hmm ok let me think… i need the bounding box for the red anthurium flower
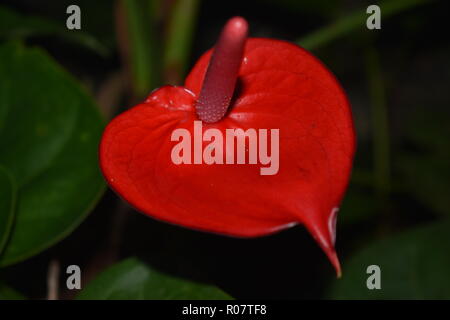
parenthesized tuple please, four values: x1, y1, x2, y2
(100, 17, 355, 276)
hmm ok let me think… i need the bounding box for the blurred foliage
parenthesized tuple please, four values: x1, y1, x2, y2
(297, 0, 434, 50)
(0, 5, 108, 56)
(397, 107, 450, 217)
(163, 0, 200, 84)
(77, 258, 232, 300)
(329, 220, 450, 299)
(119, 0, 161, 99)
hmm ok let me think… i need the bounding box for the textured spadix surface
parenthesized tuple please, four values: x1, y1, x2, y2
(99, 38, 355, 273)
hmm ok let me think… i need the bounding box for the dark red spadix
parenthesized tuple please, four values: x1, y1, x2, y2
(196, 17, 248, 123)
(99, 16, 355, 276)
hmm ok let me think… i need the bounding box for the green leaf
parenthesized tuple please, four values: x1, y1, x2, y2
(0, 283, 25, 300)
(329, 220, 450, 299)
(0, 165, 16, 255)
(0, 42, 105, 266)
(77, 258, 232, 300)
(0, 5, 108, 56)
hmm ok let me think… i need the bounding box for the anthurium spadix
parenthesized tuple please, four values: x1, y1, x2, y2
(99, 17, 356, 276)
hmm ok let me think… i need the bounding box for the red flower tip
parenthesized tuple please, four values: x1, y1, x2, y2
(303, 207, 342, 276)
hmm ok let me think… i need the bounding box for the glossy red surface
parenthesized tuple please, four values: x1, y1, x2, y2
(99, 38, 355, 275)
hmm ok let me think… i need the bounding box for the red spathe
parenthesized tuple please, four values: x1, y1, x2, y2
(99, 38, 356, 275)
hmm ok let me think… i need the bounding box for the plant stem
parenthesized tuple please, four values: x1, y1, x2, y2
(46, 259, 60, 300)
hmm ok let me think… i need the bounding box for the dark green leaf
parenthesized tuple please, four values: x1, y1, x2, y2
(0, 42, 105, 266)
(329, 220, 450, 299)
(0, 165, 16, 255)
(77, 258, 232, 300)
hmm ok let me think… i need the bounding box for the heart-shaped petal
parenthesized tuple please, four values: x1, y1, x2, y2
(100, 38, 355, 275)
